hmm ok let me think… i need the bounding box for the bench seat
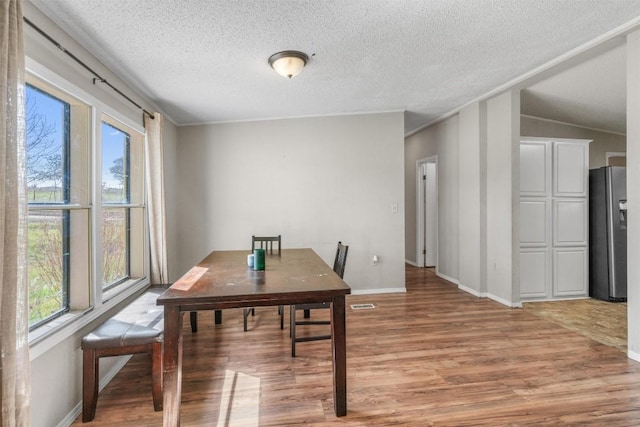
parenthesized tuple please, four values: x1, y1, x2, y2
(81, 287, 165, 422)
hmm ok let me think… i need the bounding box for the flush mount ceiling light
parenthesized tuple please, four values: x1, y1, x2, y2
(268, 50, 309, 79)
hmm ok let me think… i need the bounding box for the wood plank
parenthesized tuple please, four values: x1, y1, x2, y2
(72, 265, 640, 426)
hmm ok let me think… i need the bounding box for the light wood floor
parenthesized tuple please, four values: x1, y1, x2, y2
(523, 298, 627, 352)
(74, 266, 640, 426)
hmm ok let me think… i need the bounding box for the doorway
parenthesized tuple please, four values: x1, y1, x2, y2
(417, 156, 438, 269)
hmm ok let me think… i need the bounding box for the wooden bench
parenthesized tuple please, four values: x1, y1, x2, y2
(81, 287, 165, 422)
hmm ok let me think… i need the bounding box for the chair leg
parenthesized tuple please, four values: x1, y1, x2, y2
(290, 305, 297, 357)
(151, 342, 163, 411)
(214, 310, 222, 324)
(280, 305, 284, 330)
(82, 348, 99, 422)
(243, 308, 250, 331)
(190, 311, 198, 332)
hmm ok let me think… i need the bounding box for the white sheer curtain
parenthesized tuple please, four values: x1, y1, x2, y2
(144, 113, 169, 285)
(0, 0, 32, 425)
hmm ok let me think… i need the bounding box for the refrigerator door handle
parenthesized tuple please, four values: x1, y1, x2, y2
(619, 200, 627, 229)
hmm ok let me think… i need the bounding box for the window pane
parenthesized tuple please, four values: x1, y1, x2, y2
(103, 208, 129, 288)
(28, 210, 67, 327)
(102, 122, 129, 203)
(26, 84, 69, 204)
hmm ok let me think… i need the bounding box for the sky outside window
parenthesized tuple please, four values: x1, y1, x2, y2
(26, 84, 66, 203)
(101, 121, 129, 203)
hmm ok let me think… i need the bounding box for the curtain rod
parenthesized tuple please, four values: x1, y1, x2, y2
(23, 16, 155, 121)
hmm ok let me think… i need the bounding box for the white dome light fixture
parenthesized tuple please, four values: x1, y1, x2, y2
(268, 50, 309, 79)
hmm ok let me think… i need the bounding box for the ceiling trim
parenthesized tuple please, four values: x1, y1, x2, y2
(521, 114, 626, 137)
(179, 108, 406, 128)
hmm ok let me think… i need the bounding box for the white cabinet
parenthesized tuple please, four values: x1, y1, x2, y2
(554, 142, 589, 197)
(520, 199, 549, 246)
(553, 248, 588, 297)
(520, 248, 551, 298)
(519, 138, 590, 301)
(520, 141, 551, 197)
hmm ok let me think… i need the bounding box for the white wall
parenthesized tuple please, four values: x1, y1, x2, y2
(404, 116, 460, 281)
(486, 91, 521, 306)
(521, 115, 626, 168)
(626, 31, 640, 361)
(458, 103, 486, 296)
(175, 113, 406, 293)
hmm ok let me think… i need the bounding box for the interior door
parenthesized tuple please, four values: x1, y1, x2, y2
(424, 162, 437, 267)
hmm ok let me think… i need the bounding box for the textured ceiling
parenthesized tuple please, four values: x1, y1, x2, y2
(522, 43, 627, 134)
(28, 0, 640, 135)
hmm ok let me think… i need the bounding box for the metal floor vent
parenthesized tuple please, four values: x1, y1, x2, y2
(350, 303, 375, 310)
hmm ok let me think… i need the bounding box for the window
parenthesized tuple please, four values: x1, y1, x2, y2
(26, 78, 90, 330)
(26, 72, 147, 338)
(100, 117, 146, 295)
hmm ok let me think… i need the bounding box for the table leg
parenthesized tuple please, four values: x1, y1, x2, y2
(331, 295, 347, 416)
(163, 305, 184, 426)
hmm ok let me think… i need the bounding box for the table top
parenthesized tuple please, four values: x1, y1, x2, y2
(157, 248, 351, 309)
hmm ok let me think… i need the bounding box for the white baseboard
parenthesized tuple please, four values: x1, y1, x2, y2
(458, 283, 487, 298)
(56, 401, 81, 427)
(521, 296, 589, 303)
(351, 287, 406, 295)
(436, 271, 459, 285)
(628, 349, 640, 363)
(57, 355, 132, 427)
(488, 293, 522, 308)
(405, 259, 419, 267)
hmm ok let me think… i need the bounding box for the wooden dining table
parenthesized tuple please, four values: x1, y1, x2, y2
(156, 248, 351, 426)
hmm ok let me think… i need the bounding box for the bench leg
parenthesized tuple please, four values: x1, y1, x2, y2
(151, 342, 163, 411)
(82, 348, 99, 422)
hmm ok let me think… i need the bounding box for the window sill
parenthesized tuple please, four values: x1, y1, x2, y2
(28, 277, 149, 361)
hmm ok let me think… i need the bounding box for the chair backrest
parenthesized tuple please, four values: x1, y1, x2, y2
(252, 235, 281, 255)
(333, 241, 349, 279)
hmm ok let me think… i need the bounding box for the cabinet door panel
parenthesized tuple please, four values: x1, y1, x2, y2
(520, 249, 550, 299)
(520, 199, 548, 247)
(553, 199, 587, 246)
(553, 248, 588, 296)
(520, 141, 550, 197)
(554, 142, 588, 197)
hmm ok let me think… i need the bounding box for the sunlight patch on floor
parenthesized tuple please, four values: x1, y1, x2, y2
(217, 370, 260, 427)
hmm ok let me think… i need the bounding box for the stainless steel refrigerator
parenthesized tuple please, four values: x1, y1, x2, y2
(589, 166, 627, 301)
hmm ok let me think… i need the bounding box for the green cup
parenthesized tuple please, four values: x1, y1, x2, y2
(253, 248, 265, 271)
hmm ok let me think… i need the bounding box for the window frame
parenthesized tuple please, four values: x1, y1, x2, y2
(25, 82, 73, 330)
(26, 57, 150, 360)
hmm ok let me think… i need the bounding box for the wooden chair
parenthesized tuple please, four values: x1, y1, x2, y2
(244, 235, 283, 331)
(290, 241, 348, 356)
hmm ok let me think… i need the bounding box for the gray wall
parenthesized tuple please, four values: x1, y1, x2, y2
(24, 2, 178, 425)
(486, 91, 521, 306)
(175, 113, 406, 293)
(404, 115, 460, 281)
(459, 103, 486, 296)
(404, 91, 522, 307)
(162, 119, 180, 283)
(626, 30, 640, 362)
(521, 115, 626, 168)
